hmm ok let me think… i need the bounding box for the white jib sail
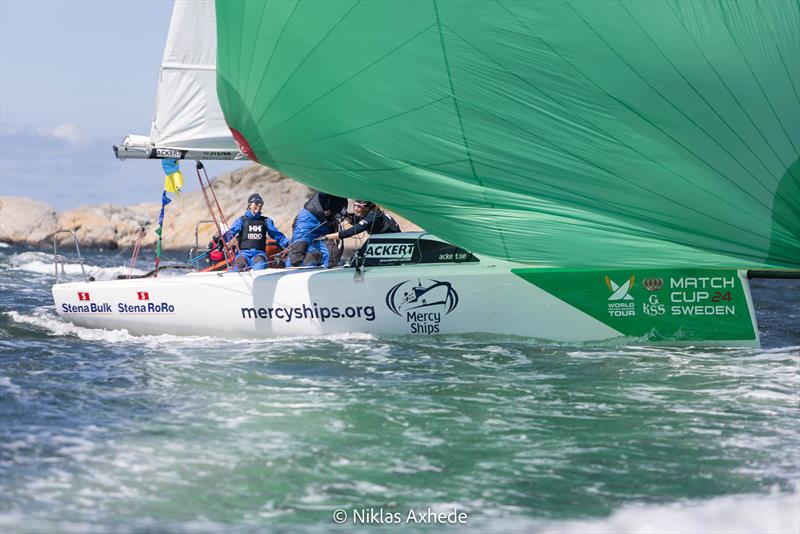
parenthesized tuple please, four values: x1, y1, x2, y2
(115, 0, 242, 160)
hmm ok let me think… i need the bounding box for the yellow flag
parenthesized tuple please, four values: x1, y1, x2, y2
(164, 170, 183, 193)
(161, 159, 183, 193)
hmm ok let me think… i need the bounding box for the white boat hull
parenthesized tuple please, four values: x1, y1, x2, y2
(53, 263, 616, 340)
(52, 260, 759, 346)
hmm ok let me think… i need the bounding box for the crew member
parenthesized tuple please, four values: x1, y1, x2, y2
(286, 192, 348, 268)
(200, 233, 227, 272)
(226, 193, 289, 271)
(323, 200, 400, 241)
(304, 235, 330, 268)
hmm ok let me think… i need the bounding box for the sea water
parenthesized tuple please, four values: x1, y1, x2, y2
(1, 246, 798, 533)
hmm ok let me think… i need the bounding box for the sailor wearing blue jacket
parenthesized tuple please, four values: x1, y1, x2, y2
(286, 192, 348, 268)
(226, 193, 289, 271)
(297, 236, 329, 268)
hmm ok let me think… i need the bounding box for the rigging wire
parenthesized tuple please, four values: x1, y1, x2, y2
(85, 244, 130, 280)
(126, 227, 146, 279)
(195, 161, 237, 270)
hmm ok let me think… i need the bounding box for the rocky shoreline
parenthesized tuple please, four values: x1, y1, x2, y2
(0, 164, 420, 252)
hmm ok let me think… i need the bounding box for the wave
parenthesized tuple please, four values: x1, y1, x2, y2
(2, 491, 794, 534)
(4, 309, 379, 351)
(5, 251, 145, 279)
(5, 309, 230, 348)
(531, 491, 799, 534)
(6, 310, 143, 343)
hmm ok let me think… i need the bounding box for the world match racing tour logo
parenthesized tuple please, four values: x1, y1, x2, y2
(604, 274, 665, 317)
(605, 274, 636, 317)
(386, 279, 459, 334)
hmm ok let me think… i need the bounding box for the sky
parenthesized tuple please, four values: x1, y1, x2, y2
(0, 0, 246, 211)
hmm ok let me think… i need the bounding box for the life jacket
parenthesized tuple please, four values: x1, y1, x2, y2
(374, 211, 401, 234)
(355, 210, 400, 234)
(238, 214, 268, 250)
(208, 234, 225, 262)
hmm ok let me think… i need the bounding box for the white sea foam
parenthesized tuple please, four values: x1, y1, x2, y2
(0, 513, 112, 534)
(0, 242, 11, 248)
(6, 310, 215, 348)
(0, 376, 22, 395)
(6, 251, 145, 279)
(743, 389, 797, 402)
(402, 428, 446, 448)
(532, 491, 799, 534)
(6, 310, 139, 343)
(6, 307, 383, 356)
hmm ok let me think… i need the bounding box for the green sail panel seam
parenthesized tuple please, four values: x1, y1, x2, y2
(260, 21, 439, 142)
(267, 95, 452, 153)
(253, 0, 363, 130)
(715, 3, 800, 158)
(565, 2, 779, 215)
(619, 2, 791, 199)
(433, 0, 511, 260)
(490, 2, 780, 229)
(246, 0, 301, 128)
(664, 1, 800, 184)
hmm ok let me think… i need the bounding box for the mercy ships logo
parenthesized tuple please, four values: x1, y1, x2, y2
(386, 279, 459, 334)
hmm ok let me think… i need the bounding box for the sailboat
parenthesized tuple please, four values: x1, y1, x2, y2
(52, 0, 799, 345)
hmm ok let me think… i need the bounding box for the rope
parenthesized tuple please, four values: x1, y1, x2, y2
(347, 207, 380, 269)
(86, 244, 131, 280)
(190, 250, 210, 264)
(295, 220, 330, 244)
(127, 227, 146, 279)
(199, 259, 228, 273)
(195, 162, 237, 271)
(199, 163, 231, 232)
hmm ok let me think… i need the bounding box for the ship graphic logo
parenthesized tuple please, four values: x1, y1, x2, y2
(386, 279, 459, 316)
(605, 275, 635, 301)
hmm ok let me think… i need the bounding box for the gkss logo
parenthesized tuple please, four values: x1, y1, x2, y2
(642, 294, 666, 316)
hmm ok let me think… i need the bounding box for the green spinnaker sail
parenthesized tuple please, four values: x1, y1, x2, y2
(216, 1, 799, 269)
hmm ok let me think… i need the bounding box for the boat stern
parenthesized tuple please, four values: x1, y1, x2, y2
(511, 267, 760, 347)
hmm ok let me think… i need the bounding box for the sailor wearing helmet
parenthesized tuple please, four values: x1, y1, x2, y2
(225, 193, 289, 271)
(323, 199, 400, 241)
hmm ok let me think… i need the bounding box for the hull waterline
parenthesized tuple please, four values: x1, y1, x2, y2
(52, 260, 759, 346)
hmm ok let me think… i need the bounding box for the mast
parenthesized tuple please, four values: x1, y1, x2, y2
(113, 0, 242, 161)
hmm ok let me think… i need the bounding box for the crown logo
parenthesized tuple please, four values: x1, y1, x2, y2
(643, 277, 663, 291)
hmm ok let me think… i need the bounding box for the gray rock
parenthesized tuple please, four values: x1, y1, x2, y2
(1, 164, 421, 252)
(0, 197, 57, 245)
